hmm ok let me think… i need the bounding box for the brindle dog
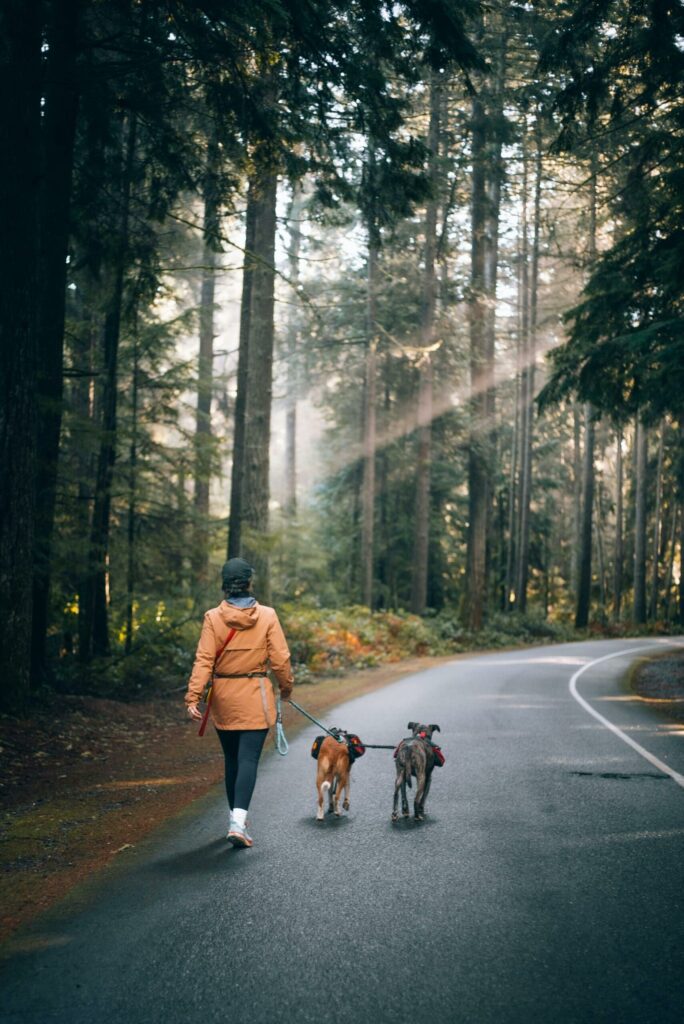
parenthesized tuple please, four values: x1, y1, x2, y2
(392, 722, 440, 822)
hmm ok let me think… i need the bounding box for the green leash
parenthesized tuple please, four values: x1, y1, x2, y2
(275, 697, 289, 756)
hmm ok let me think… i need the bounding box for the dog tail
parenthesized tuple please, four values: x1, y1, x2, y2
(321, 780, 331, 794)
(404, 763, 412, 790)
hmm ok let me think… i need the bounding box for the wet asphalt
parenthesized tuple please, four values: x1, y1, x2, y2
(1, 637, 684, 1024)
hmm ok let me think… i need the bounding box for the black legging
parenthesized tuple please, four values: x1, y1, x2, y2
(216, 728, 268, 811)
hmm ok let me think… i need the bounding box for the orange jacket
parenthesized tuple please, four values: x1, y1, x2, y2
(185, 601, 294, 730)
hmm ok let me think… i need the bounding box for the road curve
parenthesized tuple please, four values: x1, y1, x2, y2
(2, 638, 684, 1024)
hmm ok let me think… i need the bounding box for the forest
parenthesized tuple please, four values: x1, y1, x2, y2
(1, 0, 683, 712)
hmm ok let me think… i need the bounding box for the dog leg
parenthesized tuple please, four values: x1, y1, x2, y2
(317, 779, 330, 821)
(420, 773, 432, 817)
(342, 773, 350, 812)
(401, 774, 410, 818)
(392, 771, 402, 821)
(414, 770, 426, 820)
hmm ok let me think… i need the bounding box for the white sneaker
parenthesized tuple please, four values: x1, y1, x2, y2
(227, 820, 253, 848)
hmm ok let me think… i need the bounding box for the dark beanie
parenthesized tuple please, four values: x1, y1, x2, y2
(221, 557, 254, 592)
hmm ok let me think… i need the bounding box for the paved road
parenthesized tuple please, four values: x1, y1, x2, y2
(2, 638, 684, 1024)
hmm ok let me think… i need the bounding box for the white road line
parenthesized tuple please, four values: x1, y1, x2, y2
(569, 642, 684, 790)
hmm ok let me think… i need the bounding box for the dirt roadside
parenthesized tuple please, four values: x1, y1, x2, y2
(630, 647, 684, 723)
(0, 655, 456, 944)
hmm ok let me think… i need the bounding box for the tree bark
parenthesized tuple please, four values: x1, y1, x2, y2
(483, 29, 506, 609)
(575, 403, 595, 627)
(633, 418, 648, 623)
(192, 134, 221, 586)
(227, 177, 257, 559)
(574, 152, 598, 628)
(31, 0, 83, 685)
(594, 484, 607, 621)
(124, 325, 139, 655)
(515, 115, 542, 613)
(240, 164, 278, 601)
(504, 359, 519, 611)
(679, 507, 684, 625)
(411, 71, 440, 615)
(0, 1, 41, 710)
(361, 137, 379, 610)
(82, 114, 137, 659)
(663, 503, 678, 621)
(466, 93, 489, 629)
(572, 402, 582, 594)
(77, 314, 98, 659)
(613, 424, 624, 620)
(361, 228, 379, 608)
(284, 181, 304, 522)
(648, 419, 665, 619)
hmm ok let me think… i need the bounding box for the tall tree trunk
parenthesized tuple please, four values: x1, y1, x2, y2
(361, 137, 379, 609)
(594, 484, 607, 621)
(663, 504, 678, 621)
(466, 93, 489, 629)
(574, 152, 598, 628)
(571, 402, 582, 594)
(284, 181, 304, 522)
(82, 114, 137, 659)
(675, 505, 679, 618)
(31, 0, 83, 685)
(192, 135, 221, 586)
(0, 1, 41, 710)
(376, 368, 392, 609)
(411, 71, 440, 615)
(77, 314, 98, 658)
(124, 324, 139, 655)
(361, 227, 379, 608)
(515, 115, 542, 613)
(483, 29, 506, 609)
(504, 361, 519, 611)
(241, 164, 278, 600)
(633, 418, 648, 623)
(648, 419, 665, 619)
(227, 177, 257, 559)
(575, 404, 595, 627)
(613, 424, 623, 620)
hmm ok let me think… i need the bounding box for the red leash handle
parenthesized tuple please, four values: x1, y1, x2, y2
(198, 627, 237, 737)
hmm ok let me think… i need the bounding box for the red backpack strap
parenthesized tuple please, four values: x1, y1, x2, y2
(198, 626, 237, 737)
(215, 625, 238, 665)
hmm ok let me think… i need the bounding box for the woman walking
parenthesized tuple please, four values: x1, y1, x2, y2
(185, 558, 294, 848)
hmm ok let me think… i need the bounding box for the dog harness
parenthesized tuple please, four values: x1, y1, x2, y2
(393, 737, 446, 767)
(311, 731, 366, 764)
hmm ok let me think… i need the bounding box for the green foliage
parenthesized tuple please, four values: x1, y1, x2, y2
(431, 609, 576, 651)
(280, 604, 436, 675)
(538, 0, 684, 422)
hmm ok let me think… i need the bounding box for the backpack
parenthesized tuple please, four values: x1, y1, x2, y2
(310, 732, 366, 764)
(432, 743, 445, 767)
(393, 738, 445, 767)
(310, 735, 326, 760)
(346, 734, 366, 763)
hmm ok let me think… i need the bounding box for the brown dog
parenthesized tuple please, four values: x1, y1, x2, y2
(316, 735, 351, 820)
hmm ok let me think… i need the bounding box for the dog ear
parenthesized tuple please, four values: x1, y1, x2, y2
(407, 721, 418, 731)
(430, 724, 440, 733)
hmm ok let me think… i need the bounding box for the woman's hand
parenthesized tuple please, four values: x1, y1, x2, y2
(187, 704, 203, 721)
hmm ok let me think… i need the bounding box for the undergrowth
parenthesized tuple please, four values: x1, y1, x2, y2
(51, 602, 682, 701)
